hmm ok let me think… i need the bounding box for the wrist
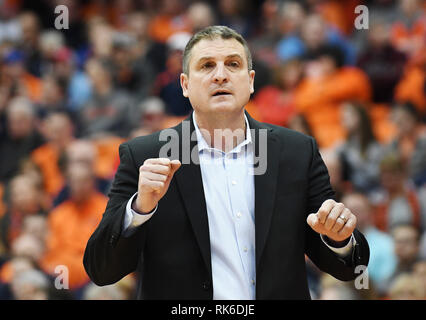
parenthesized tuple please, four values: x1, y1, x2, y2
(323, 235, 351, 248)
(132, 197, 155, 215)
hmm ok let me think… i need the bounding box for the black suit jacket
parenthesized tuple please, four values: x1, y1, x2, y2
(83, 112, 369, 299)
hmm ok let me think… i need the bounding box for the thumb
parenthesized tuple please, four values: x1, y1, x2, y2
(307, 213, 321, 233)
(169, 160, 182, 176)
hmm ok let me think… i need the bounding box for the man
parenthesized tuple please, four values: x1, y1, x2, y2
(84, 26, 369, 299)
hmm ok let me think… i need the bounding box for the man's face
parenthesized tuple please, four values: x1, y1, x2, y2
(180, 38, 255, 117)
(392, 226, 419, 263)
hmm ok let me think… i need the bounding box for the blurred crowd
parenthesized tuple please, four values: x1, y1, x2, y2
(0, 0, 425, 300)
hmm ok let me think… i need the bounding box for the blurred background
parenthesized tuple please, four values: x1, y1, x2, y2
(0, 0, 425, 300)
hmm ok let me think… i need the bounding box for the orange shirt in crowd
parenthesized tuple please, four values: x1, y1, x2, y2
(252, 86, 296, 127)
(31, 144, 65, 198)
(395, 65, 426, 115)
(148, 14, 191, 43)
(93, 136, 126, 180)
(391, 18, 426, 58)
(315, 0, 362, 36)
(21, 72, 42, 103)
(368, 103, 397, 144)
(294, 67, 371, 148)
(40, 192, 107, 289)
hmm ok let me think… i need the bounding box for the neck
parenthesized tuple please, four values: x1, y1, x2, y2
(194, 110, 246, 153)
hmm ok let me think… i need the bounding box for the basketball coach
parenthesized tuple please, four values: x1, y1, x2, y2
(84, 26, 369, 299)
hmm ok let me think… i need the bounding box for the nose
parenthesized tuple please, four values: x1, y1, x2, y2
(213, 63, 228, 84)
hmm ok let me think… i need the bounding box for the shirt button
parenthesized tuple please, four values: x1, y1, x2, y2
(251, 279, 255, 285)
(236, 212, 242, 218)
(243, 247, 248, 252)
(232, 180, 237, 185)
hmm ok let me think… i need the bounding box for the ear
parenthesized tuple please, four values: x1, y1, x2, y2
(180, 73, 189, 98)
(249, 70, 255, 94)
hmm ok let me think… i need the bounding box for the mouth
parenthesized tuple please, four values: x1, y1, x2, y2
(212, 90, 232, 97)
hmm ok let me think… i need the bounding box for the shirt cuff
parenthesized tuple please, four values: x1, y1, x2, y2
(320, 234, 356, 257)
(123, 193, 157, 235)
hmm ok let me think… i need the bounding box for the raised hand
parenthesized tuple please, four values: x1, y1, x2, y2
(306, 199, 356, 243)
(134, 158, 181, 214)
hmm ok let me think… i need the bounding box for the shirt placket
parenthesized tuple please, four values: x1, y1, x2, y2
(224, 150, 256, 297)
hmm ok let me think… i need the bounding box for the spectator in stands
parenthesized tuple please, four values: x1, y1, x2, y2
(375, 152, 422, 232)
(275, 1, 306, 63)
(390, 0, 426, 59)
(0, 256, 38, 299)
(110, 31, 154, 101)
(125, 11, 167, 77)
(320, 149, 345, 202)
(31, 112, 75, 198)
(1, 49, 42, 102)
(36, 73, 68, 117)
(387, 224, 422, 288)
(10, 269, 50, 300)
(277, 13, 356, 65)
(53, 139, 111, 206)
(187, 2, 216, 34)
(0, 174, 47, 251)
(357, 20, 407, 104)
(388, 272, 425, 300)
(21, 214, 47, 246)
(0, 97, 44, 183)
(217, 0, 252, 38)
(294, 44, 371, 148)
(342, 192, 396, 294)
(338, 101, 384, 194)
(387, 102, 426, 186)
(287, 113, 313, 138)
(147, 0, 191, 44)
(130, 97, 167, 138)
(252, 59, 302, 127)
(80, 57, 136, 138)
(51, 47, 92, 112)
(153, 32, 192, 116)
(86, 17, 113, 60)
(17, 12, 43, 78)
(394, 51, 426, 117)
(40, 162, 107, 291)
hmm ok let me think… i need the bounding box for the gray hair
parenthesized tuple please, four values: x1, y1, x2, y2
(182, 25, 252, 75)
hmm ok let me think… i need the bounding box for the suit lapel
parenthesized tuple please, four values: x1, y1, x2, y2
(246, 113, 281, 269)
(173, 113, 212, 275)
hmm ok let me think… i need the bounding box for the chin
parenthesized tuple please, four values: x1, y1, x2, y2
(208, 102, 241, 114)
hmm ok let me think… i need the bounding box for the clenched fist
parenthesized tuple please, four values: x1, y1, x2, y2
(306, 199, 356, 243)
(134, 158, 181, 214)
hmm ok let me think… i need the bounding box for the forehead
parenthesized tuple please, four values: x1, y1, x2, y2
(190, 37, 246, 62)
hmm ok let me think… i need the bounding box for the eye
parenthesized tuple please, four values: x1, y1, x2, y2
(227, 61, 240, 68)
(201, 62, 215, 69)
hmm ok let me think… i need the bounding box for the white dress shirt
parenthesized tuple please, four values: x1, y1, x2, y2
(123, 112, 355, 299)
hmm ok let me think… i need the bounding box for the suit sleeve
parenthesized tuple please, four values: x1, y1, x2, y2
(304, 137, 370, 281)
(83, 142, 148, 286)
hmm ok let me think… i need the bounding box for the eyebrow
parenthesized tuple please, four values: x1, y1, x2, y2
(196, 54, 244, 64)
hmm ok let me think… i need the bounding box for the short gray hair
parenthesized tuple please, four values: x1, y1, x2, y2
(182, 25, 252, 75)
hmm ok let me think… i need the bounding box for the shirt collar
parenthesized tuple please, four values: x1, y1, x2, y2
(192, 111, 252, 154)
